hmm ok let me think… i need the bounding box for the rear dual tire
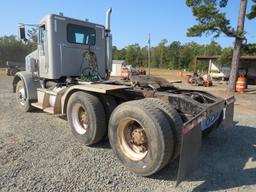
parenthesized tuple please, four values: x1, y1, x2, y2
(67, 91, 107, 145)
(108, 99, 180, 176)
(141, 98, 183, 160)
(67, 94, 183, 176)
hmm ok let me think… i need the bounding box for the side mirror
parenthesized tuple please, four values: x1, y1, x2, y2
(19, 24, 26, 41)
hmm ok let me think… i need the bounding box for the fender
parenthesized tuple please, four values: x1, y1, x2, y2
(61, 84, 129, 114)
(12, 71, 41, 100)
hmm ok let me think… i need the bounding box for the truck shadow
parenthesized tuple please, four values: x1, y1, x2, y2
(151, 124, 256, 191)
(92, 138, 111, 149)
(191, 124, 256, 191)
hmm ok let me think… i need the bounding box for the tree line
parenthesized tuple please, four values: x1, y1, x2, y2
(0, 34, 225, 70)
(0, 35, 36, 67)
(0, 27, 37, 67)
(1, 34, 255, 71)
(113, 40, 256, 71)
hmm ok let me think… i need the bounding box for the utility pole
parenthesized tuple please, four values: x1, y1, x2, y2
(228, 0, 248, 93)
(147, 33, 151, 76)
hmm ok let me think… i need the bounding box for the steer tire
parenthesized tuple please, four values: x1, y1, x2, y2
(67, 91, 106, 145)
(108, 100, 174, 176)
(142, 98, 183, 161)
(15, 80, 33, 112)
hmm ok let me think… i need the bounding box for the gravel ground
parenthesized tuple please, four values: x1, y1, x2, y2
(1, 77, 256, 192)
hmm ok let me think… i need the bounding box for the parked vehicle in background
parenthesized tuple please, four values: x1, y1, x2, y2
(221, 67, 230, 80)
(121, 65, 146, 80)
(206, 59, 230, 80)
(209, 65, 230, 81)
(187, 73, 213, 87)
(6, 61, 25, 76)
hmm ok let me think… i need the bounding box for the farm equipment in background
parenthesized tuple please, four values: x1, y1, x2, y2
(121, 67, 129, 79)
(121, 66, 146, 80)
(138, 68, 146, 75)
(12, 9, 234, 186)
(187, 72, 213, 87)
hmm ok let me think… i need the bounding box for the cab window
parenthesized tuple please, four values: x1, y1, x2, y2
(39, 25, 46, 44)
(67, 24, 96, 45)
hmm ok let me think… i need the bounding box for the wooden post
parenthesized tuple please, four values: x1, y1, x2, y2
(208, 59, 212, 75)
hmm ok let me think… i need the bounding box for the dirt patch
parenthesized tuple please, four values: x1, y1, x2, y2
(0, 68, 13, 80)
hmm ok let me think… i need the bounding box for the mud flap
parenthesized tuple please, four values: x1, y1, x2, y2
(176, 118, 202, 186)
(223, 96, 235, 129)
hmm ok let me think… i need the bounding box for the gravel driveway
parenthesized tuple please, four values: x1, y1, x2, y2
(0, 77, 256, 192)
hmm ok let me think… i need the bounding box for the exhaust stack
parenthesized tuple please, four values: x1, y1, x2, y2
(105, 8, 112, 32)
(105, 8, 112, 78)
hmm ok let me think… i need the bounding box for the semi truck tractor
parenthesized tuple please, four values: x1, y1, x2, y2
(12, 9, 235, 185)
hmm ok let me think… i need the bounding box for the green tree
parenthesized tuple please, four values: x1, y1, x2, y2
(182, 42, 205, 70)
(125, 44, 142, 67)
(0, 35, 34, 67)
(118, 48, 127, 60)
(186, 0, 234, 38)
(140, 46, 148, 67)
(111, 40, 225, 71)
(241, 43, 256, 55)
(218, 47, 233, 66)
(247, 0, 256, 19)
(168, 41, 181, 69)
(180, 44, 194, 70)
(112, 46, 126, 60)
(151, 39, 169, 68)
(204, 41, 222, 56)
(112, 46, 119, 59)
(158, 39, 168, 68)
(151, 47, 160, 68)
(186, 0, 248, 92)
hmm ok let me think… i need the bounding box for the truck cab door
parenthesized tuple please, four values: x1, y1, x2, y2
(38, 24, 49, 76)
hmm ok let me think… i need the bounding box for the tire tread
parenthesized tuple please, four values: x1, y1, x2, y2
(142, 98, 183, 160)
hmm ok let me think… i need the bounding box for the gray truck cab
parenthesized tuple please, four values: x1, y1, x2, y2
(34, 14, 108, 79)
(14, 9, 112, 100)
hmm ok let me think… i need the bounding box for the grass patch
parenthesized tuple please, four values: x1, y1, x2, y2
(145, 68, 191, 79)
(0, 68, 6, 76)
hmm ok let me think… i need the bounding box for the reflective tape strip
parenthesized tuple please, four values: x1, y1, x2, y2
(236, 81, 246, 84)
(236, 85, 245, 88)
(183, 116, 204, 135)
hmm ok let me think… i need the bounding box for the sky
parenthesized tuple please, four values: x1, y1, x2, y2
(0, 0, 255, 48)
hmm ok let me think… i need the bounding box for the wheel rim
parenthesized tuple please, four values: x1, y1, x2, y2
(117, 118, 148, 161)
(17, 86, 26, 106)
(72, 103, 89, 135)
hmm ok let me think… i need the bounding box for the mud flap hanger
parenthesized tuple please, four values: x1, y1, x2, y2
(176, 96, 235, 186)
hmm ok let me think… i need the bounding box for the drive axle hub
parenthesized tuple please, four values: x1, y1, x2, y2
(131, 129, 147, 145)
(118, 119, 149, 160)
(79, 110, 89, 128)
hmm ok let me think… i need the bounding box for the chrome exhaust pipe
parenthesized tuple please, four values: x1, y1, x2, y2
(105, 8, 112, 78)
(105, 8, 112, 32)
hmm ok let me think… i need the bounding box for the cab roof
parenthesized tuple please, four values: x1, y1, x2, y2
(39, 13, 105, 28)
